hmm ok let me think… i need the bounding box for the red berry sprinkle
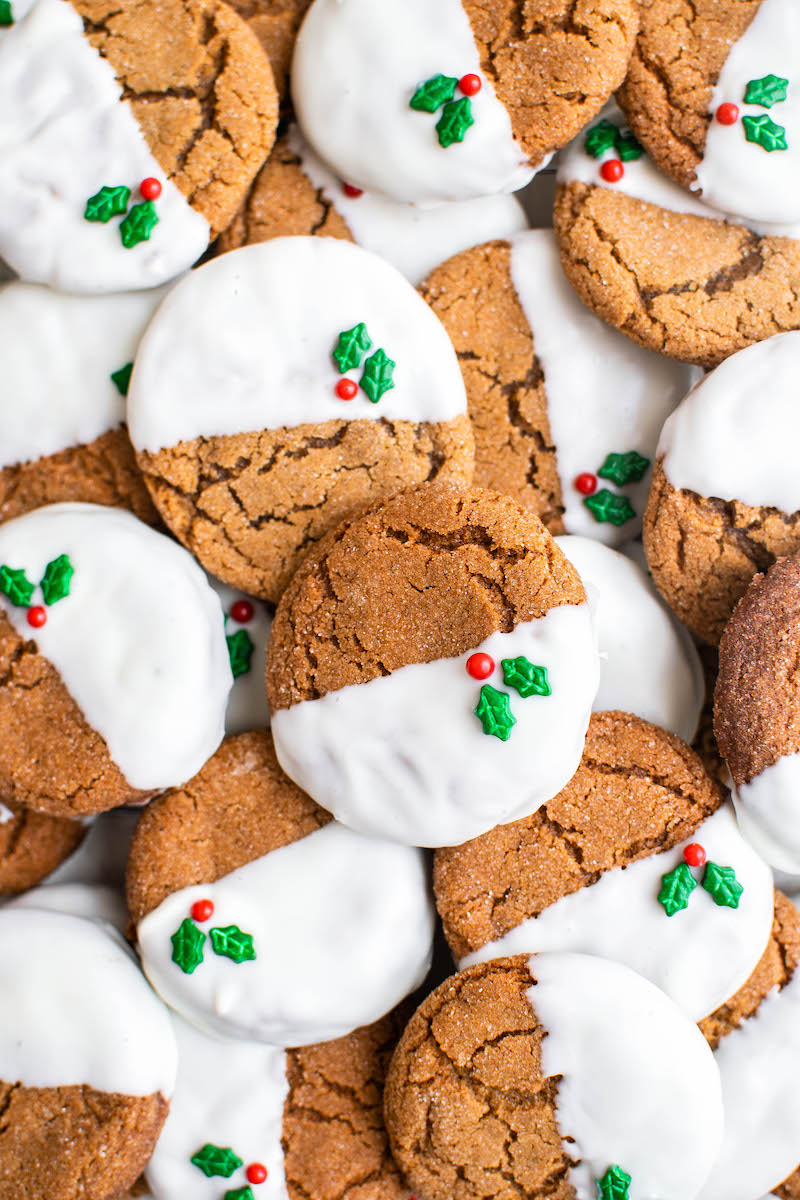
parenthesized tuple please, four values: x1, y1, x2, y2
(683, 844, 707, 868)
(574, 472, 598, 496)
(716, 102, 739, 126)
(336, 378, 358, 401)
(466, 652, 495, 680)
(191, 899, 215, 923)
(459, 73, 482, 97)
(342, 183, 363, 198)
(230, 599, 255, 624)
(246, 1164, 268, 1185)
(600, 158, 624, 183)
(26, 606, 46, 629)
(139, 177, 162, 201)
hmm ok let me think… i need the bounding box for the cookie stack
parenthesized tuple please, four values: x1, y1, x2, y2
(2, 1, 800, 1199)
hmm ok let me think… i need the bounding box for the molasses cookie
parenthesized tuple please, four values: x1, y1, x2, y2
(209, 578, 272, 734)
(0, 503, 231, 818)
(645, 332, 800, 644)
(420, 230, 691, 542)
(0, 800, 85, 897)
(218, 127, 528, 285)
(225, 0, 311, 105)
(128, 237, 473, 604)
(0, 0, 278, 292)
(384, 953, 723, 1200)
(129, 731, 434, 1045)
(291, 0, 639, 205)
(267, 483, 599, 848)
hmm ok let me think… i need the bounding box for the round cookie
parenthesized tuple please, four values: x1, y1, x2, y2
(556, 537, 704, 742)
(146, 1009, 409, 1200)
(0, 906, 177, 1200)
(267, 482, 600, 848)
(384, 952, 723, 1200)
(127, 237, 474, 604)
(291, 0, 639, 206)
(715, 551, 800, 873)
(434, 711, 772, 1022)
(129, 731, 435, 1044)
(0, 799, 85, 897)
(0, 0, 278, 293)
(225, 0, 312, 106)
(209, 577, 272, 734)
(554, 104, 800, 368)
(0, 503, 231, 817)
(0, 282, 168, 525)
(617, 0, 800, 226)
(218, 126, 528, 286)
(420, 229, 691, 543)
(645, 332, 800, 644)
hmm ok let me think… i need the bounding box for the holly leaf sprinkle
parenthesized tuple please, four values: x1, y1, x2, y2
(744, 73, 789, 109)
(111, 362, 133, 396)
(84, 184, 130, 223)
(171, 917, 206, 974)
(583, 489, 636, 526)
(361, 348, 396, 403)
(333, 323, 372, 374)
(410, 73, 458, 113)
(742, 113, 788, 152)
(120, 200, 159, 248)
(0, 0, 13, 23)
(0, 565, 34, 607)
(658, 862, 697, 917)
(191, 1144, 243, 1179)
(40, 554, 74, 606)
(596, 1165, 632, 1200)
(227, 629, 254, 679)
(597, 450, 651, 486)
(615, 129, 643, 161)
(225, 1188, 256, 1200)
(584, 119, 618, 158)
(474, 684, 516, 741)
(501, 656, 551, 698)
(210, 924, 257, 963)
(702, 862, 744, 909)
(436, 97, 474, 148)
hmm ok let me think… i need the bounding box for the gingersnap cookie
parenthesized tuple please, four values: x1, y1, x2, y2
(218, 126, 528, 286)
(268, 483, 599, 848)
(130, 731, 434, 1045)
(128, 237, 473, 604)
(209, 578, 272, 734)
(0, 799, 85, 897)
(645, 332, 800, 644)
(0, 0, 278, 293)
(291, 0, 638, 206)
(554, 105, 800, 368)
(0, 906, 177, 1200)
(617, 0, 800, 226)
(715, 551, 800, 874)
(225, 0, 311, 105)
(146, 1009, 408, 1200)
(0, 503, 231, 818)
(421, 229, 691, 543)
(434, 711, 772, 1021)
(555, 537, 704, 742)
(385, 952, 723, 1200)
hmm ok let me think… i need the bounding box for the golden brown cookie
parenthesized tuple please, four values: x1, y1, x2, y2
(224, 0, 312, 105)
(0, 799, 85, 897)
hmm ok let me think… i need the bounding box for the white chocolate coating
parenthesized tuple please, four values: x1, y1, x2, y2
(7, 882, 128, 934)
(208, 577, 272, 735)
(734, 750, 800, 873)
(47, 807, 140, 889)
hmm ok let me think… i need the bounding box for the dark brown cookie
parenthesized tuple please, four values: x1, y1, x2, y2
(0, 799, 85, 897)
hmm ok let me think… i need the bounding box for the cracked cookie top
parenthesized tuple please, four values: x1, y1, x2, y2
(291, 0, 637, 206)
(0, 799, 86, 897)
(384, 952, 724, 1200)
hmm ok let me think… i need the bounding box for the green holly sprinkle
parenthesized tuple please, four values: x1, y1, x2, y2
(84, 184, 131, 223)
(40, 554, 74, 605)
(615, 130, 644, 161)
(501, 656, 551, 698)
(410, 73, 458, 113)
(171, 917, 206, 974)
(0, 0, 13, 24)
(658, 862, 697, 917)
(190, 1144, 243, 1178)
(474, 684, 516, 741)
(360, 348, 396, 403)
(583, 489, 636, 526)
(702, 862, 744, 909)
(111, 362, 134, 396)
(437, 97, 474, 148)
(210, 924, 256, 964)
(225, 1188, 255, 1200)
(333, 323, 372, 374)
(744, 73, 789, 109)
(596, 1165, 632, 1200)
(226, 629, 254, 679)
(120, 200, 159, 248)
(584, 119, 618, 158)
(742, 113, 788, 152)
(0, 565, 34, 607)
(597, 450, 651, 487)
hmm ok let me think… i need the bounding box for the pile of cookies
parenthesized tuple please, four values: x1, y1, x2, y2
(2, 1, 800, 1198)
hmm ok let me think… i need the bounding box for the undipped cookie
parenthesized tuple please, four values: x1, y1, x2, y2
(225, 0, 312, 105)
(0, 799, 85, 897)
